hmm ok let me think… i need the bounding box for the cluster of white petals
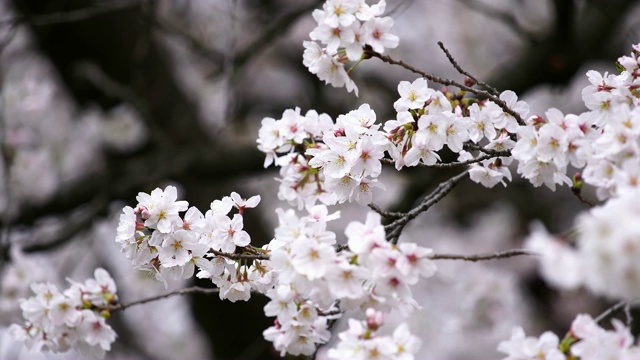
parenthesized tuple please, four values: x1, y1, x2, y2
(526, 189, 640, 300)
(304, 0, 398, 95)
(512, 44, 640, 194)
(116, 185, 271, 300)
(9, 269, 118, 359)
(328, 308, 421, 360)
(570, 314, 640, 360)
(257, 104, 389, 207)
(10, 0, 640, 354)
(385, 78, 528, 188)
(497, 327, 564, 360)
(262, 209, 436, 356)
(498, 313, 640, 360)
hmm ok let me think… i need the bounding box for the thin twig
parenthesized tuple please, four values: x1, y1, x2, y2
(368, 203, 404, 219)
(625, 303, 633, 327)
(594, 300, 640, 325)
(595, 301, 628, 324)
(366, 49, 526, 126)
(385, 170, 469, 243)
(429, 249, 535, 262)
(437, 41, 499, 96)
(380, 150, 510, 169)
(571, 187, 595, 207)
(232, 0, 324, 77)
(107, 286, 220, 312)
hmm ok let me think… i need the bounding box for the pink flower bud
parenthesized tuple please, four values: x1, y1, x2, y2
(365, 308, 384, 330)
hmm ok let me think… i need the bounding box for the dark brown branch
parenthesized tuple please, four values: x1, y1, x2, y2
(232, 0, 324, 77)
(0, 0, 141, 27)
(437, 41, 500, 96)
(368, 203, 404, 219)
(429, 249, 535, 262)
(380, 149, 510, 169)
(23, 195, 109, 254)
(385, 170, 469, 243)
(366, 49, 526, 126)
(570, 186, 595, 207)
(152, 16, 224, 66)
(73, 62, 150, 118)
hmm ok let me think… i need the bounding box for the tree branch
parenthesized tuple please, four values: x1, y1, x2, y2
(385, 170, 469, 243)
(380, 149, 510, 169)
(368, 203, 404, 219)
(107, 286, 220, 312)
(0, 0, 141, 27)
(429, 249, 535, 262)
(437, 41, 500, 96)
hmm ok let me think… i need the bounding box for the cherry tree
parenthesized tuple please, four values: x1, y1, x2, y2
(2, 0, 640, 359)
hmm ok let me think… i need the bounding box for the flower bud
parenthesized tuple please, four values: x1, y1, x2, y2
(464, 76, 476, 87)
(365, 308, 384, 330)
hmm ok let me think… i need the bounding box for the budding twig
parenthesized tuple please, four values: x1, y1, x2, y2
(366, 49, 526, 126)
(437, 41, 500, 96)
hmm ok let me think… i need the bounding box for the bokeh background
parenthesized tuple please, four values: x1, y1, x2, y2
(1, 0, 639, 359)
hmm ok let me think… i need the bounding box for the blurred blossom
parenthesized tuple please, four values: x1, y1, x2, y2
(99, 104, 148, 153)
(0, 248, 54, 324)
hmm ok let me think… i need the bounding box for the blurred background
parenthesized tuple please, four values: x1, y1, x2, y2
(1, 0, 639, 359)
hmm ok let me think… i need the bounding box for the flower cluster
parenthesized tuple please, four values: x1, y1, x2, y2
(257, 104, 388, 207)
(570, 314, 640, 360)
(116, 186, 272, 300)
(510, 108, 587, 191)
(510, 44, 640, 194)
(8, 269, 118, 359)
(498, 313, 640, 360)
(384, 78, 528, 188)
(257, 107, 334, 208)
(526, 188, 640, 300)
(119, 186, 436, 357)
(261, 209, 436, 356)
(307, 104, 388, 205)
(304, 0, 399, 95)
(328, 308, 421, 360)
(497, 327, 564, 360)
